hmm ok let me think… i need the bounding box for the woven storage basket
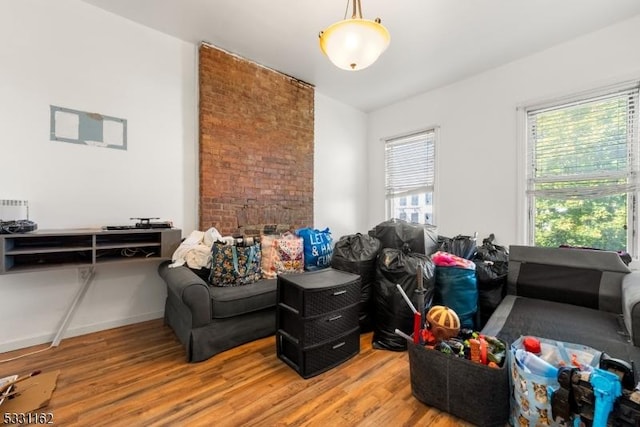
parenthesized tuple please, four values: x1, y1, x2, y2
(407, 339, 510, 426)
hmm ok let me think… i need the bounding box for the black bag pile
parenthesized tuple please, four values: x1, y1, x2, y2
(368, 219, 439, 351)
(437, 234, 478, 259)
(331, 233, 382, 332)
(472, 234, 509, 328)
(371, 218, 439, 256)
(373, 247, 435, 351)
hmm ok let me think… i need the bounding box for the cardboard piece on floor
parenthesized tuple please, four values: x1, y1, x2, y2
(0, 370, 60, 413)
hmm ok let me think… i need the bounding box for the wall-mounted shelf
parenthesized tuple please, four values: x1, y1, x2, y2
(0, 228, 181, 274)
(0, 227, 182, 348)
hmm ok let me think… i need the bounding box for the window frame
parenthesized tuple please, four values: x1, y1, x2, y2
(384, 127, 439, 224)
(518, 82, 640, 255)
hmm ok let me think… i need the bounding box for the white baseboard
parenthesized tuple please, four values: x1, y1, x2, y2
(0, 311, 164, 354)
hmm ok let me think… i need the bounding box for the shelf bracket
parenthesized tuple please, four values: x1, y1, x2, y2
(52, 266, 95, 347)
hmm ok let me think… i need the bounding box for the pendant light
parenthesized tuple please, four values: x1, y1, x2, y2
(319, 0, 390, 71)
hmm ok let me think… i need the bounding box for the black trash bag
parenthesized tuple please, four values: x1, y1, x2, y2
(331, 233, 382, 332)
(372, 218, 438, 255)
(472, 234, 509, 328)
(473, 234, 508, 283)
(478, 286, 504, 328)
(372, 247, 435, 351)
(437, 234, 478, 260)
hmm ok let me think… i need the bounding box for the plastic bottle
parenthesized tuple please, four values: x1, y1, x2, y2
(515, 349, 559, 377)
(538, 343, 560, 365)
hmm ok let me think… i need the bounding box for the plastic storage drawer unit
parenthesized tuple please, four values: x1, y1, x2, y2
(276, 268, 361, 378)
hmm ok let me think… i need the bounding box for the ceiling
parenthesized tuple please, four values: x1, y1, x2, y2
(81, 0, 640, 112)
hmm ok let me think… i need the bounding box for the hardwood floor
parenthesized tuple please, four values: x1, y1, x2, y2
(0, 320, 476, 426)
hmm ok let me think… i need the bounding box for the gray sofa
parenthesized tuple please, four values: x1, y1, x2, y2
(482, 245, 640, 368)
(158, 261, 277, 362)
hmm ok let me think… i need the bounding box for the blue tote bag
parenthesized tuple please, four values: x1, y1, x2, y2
(295, 227, 334, 271)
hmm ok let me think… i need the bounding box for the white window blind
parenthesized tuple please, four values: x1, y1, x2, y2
(527, 86, 639, 199)
(385, 130, 435, 199)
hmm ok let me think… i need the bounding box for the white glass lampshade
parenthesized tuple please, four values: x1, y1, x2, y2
(319, 18, 390, 71)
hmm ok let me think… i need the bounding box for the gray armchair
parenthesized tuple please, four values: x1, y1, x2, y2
(158, 261, 277, 362)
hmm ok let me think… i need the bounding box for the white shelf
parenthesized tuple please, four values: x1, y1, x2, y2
(0, 228, 181, 274)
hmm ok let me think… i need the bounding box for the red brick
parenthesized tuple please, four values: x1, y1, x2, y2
(198, 44, 314, 234)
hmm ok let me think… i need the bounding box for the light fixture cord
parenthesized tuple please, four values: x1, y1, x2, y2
(346, 0, 363, 19)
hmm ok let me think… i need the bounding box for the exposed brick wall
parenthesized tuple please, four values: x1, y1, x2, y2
(199, 44, 314, 235)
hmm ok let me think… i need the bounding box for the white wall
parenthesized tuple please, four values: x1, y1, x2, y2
(368, 14, 640, 247)
(0, 0, 197, 352)
(0, 1, 369, 353)
(314, 93, 369, 240)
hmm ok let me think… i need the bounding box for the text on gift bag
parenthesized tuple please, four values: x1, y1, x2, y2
(296, 227, 334, 270)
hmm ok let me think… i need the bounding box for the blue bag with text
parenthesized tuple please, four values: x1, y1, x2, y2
(296, 227, 334, 271)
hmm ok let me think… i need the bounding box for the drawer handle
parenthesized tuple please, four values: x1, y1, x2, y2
(332, 290, 347, 296)
(327, 315, 343, 322)
(332, 342, 346, 349)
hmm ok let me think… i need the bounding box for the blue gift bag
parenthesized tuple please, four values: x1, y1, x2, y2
(295, 227, 334, 271)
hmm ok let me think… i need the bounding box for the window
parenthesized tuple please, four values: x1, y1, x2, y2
(385, 129, 436, 225)
(524, 84, 639, 253)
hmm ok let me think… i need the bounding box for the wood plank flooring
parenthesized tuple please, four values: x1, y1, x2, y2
(0, 320, 476, 426)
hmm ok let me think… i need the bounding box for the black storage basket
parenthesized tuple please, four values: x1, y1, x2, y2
(407, 340, 510, 427)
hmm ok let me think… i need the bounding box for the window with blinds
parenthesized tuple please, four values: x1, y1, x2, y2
(385, 130, 436, 224)
(525, 84, 639, 252)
